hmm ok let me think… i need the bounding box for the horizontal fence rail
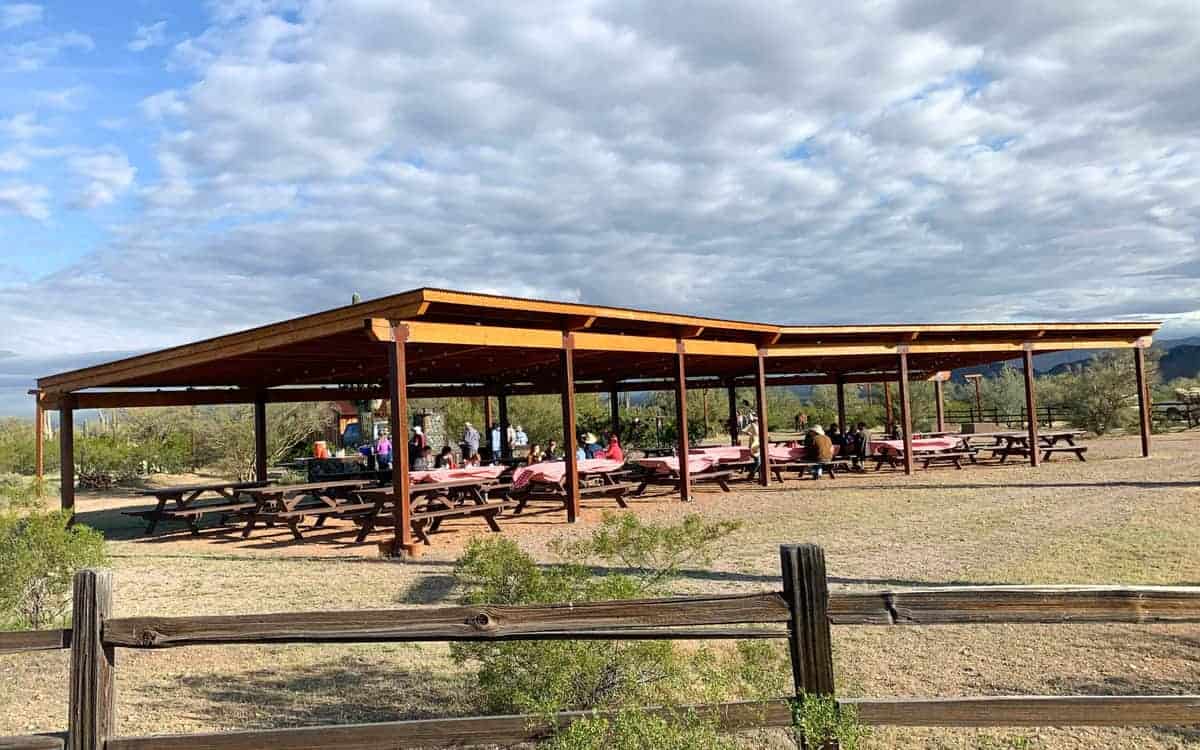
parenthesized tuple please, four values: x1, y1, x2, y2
(7, 550, 1200, 749)
(0, 629, 71, 656)
(100, 585, 1200, 649)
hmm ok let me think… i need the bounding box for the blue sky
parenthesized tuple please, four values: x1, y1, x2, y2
(1, 0, 1199, 416)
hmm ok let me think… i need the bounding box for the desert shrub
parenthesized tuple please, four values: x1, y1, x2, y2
(0, 510, 108, 629)
(542, 709, 738, 750)
(0, 475, 46, 512)
(793, 694, 868, 750)
(448, 513, 828, 748)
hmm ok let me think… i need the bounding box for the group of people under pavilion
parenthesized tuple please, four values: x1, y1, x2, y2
(32, 287, 1162, 557)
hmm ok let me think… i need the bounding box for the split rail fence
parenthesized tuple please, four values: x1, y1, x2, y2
(3, 544, 1200, 749)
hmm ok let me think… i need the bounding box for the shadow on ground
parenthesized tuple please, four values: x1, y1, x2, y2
(154, 655, 473, 730)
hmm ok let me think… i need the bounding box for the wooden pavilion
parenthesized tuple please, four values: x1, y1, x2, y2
(34, 288, 1160, 556)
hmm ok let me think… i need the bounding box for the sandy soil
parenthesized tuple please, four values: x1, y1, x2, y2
(2, 433, 1199, 748)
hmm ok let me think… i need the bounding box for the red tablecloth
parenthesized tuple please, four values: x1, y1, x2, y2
(512, 458, 624, 489)
(636, 455, 716, 475)
(408, 465, 507, 484)
(870, 437, 960, 456)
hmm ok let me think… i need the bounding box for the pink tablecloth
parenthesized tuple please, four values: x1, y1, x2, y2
(512, 458, 624, 489)
(870, 437, 960, 456)
(693, 446, 752, 463)
(768, 444, 842, 462)
(636, 455, 716, 475)
(408, 465, 507, 484)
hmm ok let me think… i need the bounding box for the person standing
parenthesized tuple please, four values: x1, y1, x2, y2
(462, 422, 480, 458)
(489, 422, 501, 457)
(514, 425, 529, 446)
(375, 432, 392, 471)
(409, 426, 427, 469)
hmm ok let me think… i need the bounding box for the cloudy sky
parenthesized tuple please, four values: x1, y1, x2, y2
(1, 0, 1198, 415)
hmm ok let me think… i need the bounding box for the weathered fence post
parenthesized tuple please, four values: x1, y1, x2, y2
(68, 569, 114, 750)
(780, 544, 836, 749)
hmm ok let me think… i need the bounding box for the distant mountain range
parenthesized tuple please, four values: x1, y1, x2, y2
(951, 336, 1200, 382)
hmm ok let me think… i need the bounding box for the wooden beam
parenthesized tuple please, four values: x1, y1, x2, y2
(1134, 346, 1152, 458)
(678, 325, 705, 338)
(40, 292, 426, 393)
(34, 392, 44, 482)
(1023, 347, 1040, 467)
(755, 354, 770, 488)
(674, 344, 691, 502)
(561, 336, 580, 523)
(897, 352, 914, 476)
(565, 315, 596, 331)
(835, 376, 847, 431)
(883, 381, 894, 435)
(388, 326, 417, 557)
(253, 395, 268, 483)
(726, 380, 739, 447)
(59, 395, 75, 514)
(0, 629, 70, 655)
(934, 377, 946, 433)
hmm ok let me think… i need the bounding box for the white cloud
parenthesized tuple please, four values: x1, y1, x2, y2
(68, 149, 136, 209)
(1, 0, 1199, 412)
(0, 3, 41, 30)
(0, 181, 49, 220)
(1, 30, 92, 72)
(34, 86, 86, 111)
(128, 20, 167, 52)
(0, 112, 48, 141)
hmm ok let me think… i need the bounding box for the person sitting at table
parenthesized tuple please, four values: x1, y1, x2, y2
(413, 445, 435, 471)
(435, 446, 457, 469)
(827, 424, 845, 449)
(576, 437, 588, 461)
(599, 434, 624, 462)
(584, 432, 603, 458)
(464, 452, 481, 467)
(545, 439, 560, 460)
(805, 426, 834, 479)
(525, 443, 544, 464)
(514, 425, 529, 447)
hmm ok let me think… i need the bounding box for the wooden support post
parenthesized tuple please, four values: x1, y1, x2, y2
(934, 377, 946, 433)
(60, 395, 75, 514)
(755, 353, 771, 487)
(34, 393, 44, 482)
(1134, 346, 1152, 458)
(609, 383, 620, 437)
(727, 380, 739, 446)
(498, 387, 511, 462)
(780, 544, 836, 734)
(253, 394, 268, 483)
(897, 353, 914, 476)
(835, 376, 847, 432)
(561, 337, 581, 523)
(68, 569, 114, 750)
(1023, 348, 1040, 467)
(674, 344, 691, 502)
(482, 393, 493, 452)
(388, 326, 417, 557)
(883, 381, 894, 435)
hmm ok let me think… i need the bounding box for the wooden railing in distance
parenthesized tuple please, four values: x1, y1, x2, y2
(3, 546, 1200, 750)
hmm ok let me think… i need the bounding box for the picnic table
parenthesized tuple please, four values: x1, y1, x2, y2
(969, 430, 1088, 463)
(125, 480, 270, 535)
(239, 479, 376, 540)
(633, 455, 736, 494)
(510, 459, 636, 513)
(350, 475, 508, 544)
(766, 444, 851, 480)
(869, 437, 975, 470)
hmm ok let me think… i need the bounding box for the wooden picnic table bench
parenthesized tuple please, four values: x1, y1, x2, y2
(978, 430, 1088, 463)
(920, 450, 978, 470)
(770, 459, 852, 481)
(633, 466, 737, 495)
(239, 479, 376, 540)
(125, 480, 270, 535)
(349, 478, 508, 544)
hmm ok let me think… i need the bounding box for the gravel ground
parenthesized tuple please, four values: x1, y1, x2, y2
(2, 432, 1198, 748)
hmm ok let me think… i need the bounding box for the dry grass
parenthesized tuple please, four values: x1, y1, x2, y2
(3, 433, 1200, 748)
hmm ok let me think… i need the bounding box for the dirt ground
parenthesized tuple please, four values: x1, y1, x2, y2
(3, 432, 1199, 748)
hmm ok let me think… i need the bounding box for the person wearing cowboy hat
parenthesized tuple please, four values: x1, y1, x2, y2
(805, 426, 833, 479)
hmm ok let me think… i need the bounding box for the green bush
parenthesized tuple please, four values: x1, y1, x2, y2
(0, 510, 108, 629)
(792, 693, 868, 750)
(448, 514, 818, 748)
